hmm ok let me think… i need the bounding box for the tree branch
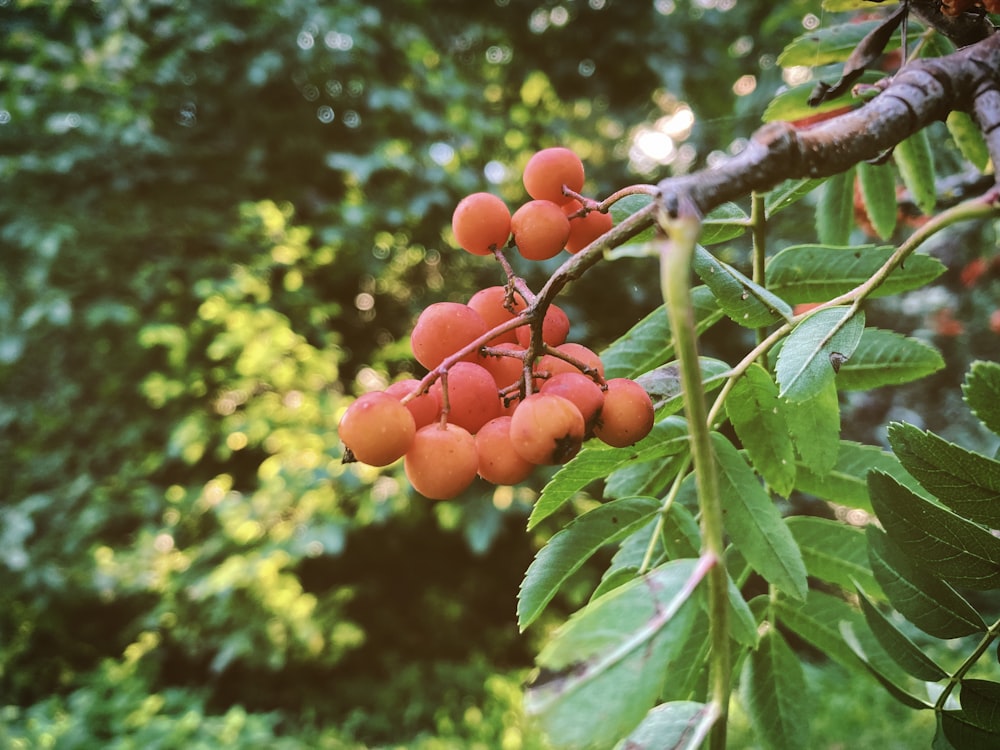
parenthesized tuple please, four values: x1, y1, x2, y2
(657, 32, 1000, 217)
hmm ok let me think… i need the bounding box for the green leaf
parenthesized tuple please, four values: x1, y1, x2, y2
(604, 452, 686, 502)
(823, 0, 899, 12)
(816, 166, 856, 247)
(887, 422, 1000, 528)
(699, 202, 749, 246)
(964, 360, 1000, 438)
(727, 574, 760, 648)
(867, 527, 986, 638)
(609, 193, 656, 246)
(938, 710, 1000, 748)
(765, 177, 826, 217)
(775, 306, 864, 402)
(835, 328, 944, 390)
(838, 619, 935, 710)
(518, 497, 662, 630)
(693, 245, 793, 328)
(592, 566, 638, 602)
(766, 244, 945, 303)
(525, 558, 707, 750)
(855, 586, 948, 682)
(762, 72, 878, 124)
(778, 20, 899, 67)
(794, 439, 932, 512)
(960, 679, 1000, 733)
(868, 470, 1000, 589)
(786, 516, 877, 594)
(600, 289, 724, 380)
(784, 378, 841, 477)
(712, 432, 808, 600)
(613, 701, 716, 750)
(636, 357, 732, 418)
(774, 590, 875, 678)
(857, 160, 898, 240)
(725, 363, 796, 497)
(894, 129, 936, 215)
(528, 417, 689, 530)
(947, 110, 992, 172)
(740, 627, 810, 750)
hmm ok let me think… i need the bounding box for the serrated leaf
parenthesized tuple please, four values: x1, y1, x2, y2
(766, 244, 945, 303)
(592, 566, 639, 602)
(636, 357, 732, 418)
(778, 20, 899, 67)
(784, 378, 841, 477)
(526, 558, 707, 750)
(869, 469, 1000, 589)
(774, 589, 866, 674)
(855, 586, 948, 682)
(609, 194, 656, 246)
(887, 422, 1000, 528)
(725, 363, 796, 496)
(960, 680, 1000, 733)
(699, 202, 749, 246)
(775, 306, 864, 401)
(740, 627, 810, 750)
(528, 417, 689, 530)
(765, 177, 826, 216)
(519, 497, 662, 630)
(947, 110, 992, 173)
(712, 432, 808, 600)
(693, 245, 793, 328)
(604, 452, 686, 501)
(762, 72, 878, 124)
(894, 129, 936, 215)
(964, 360, 1000, 437)
(786, 516, 877, 593)
(838, 619, 934, 710)
(612, 701, 716, 750)
(794, 439, 931, 512)
(867, 526, 986, 638)
(836, 328, 944, 390)
(600, 288, 724, 380)
(816, 166, 856, 246)
(938, 710, 1000, 748)
(857, 159, 898, 240)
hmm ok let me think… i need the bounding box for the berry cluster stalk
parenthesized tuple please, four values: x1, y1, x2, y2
(657, 206, 730, 750)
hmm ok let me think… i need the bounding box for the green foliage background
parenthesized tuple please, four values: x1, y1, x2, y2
(2, 1, 996, 747)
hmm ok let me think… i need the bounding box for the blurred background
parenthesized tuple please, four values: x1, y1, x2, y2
(2, 1, 997, 747)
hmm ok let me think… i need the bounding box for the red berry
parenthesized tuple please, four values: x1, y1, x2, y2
(540, 371, 605, 430)
(563, 200, 614, 254)
(467, 285, 519, 345)
(594, 378, 655, 448)
(339, 392, 416, 466)
(480, 342, 528, 391)
(452, 192, 511, 255)
(411, 302, 489, 369)
(537, 342, 605, 381)
(514, 301, 570, 348)
(430, 361, 502, 434)
(509, 393, 585, 465)
(405, 423, 479, 499)
(385, 379, 441, 429)
(523, 147, 585, 205)
(511, 200, 571, 261)
(476, 416, 536, 485)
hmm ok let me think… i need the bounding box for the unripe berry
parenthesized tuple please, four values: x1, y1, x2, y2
(430, 361, 502, 434)
(452, 192, 511, 256)
(594, 378, 655, 448)
(476, 416, 536, 485)
(339, 392, 416, 466)
(511, 200, 571, 261)
(385, 378, 441, 429)
(523, 147, 585, 205)
(509, 392, 585, 465)
(405, 423, 479, 500)
(411, 302, 489, 369)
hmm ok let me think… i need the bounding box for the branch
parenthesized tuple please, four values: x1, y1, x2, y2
(657, 32, 1000, 217)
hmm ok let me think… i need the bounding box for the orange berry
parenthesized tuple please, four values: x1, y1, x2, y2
(411, 302, 489, 369)
(452, 192, 511, 255)
(430, 361, 502, 434)
(563, 200, 614, 254)
(594, 378, 655, 448)
(523, 147, 585, 204)
(540, 371, 605, 430)
(467, 285, 519, 345)
(384, 379, 441, 429)
(512, 301, 570, 348)
(476, 416, 536, 485)
(480, 342, 528, 391)
(509, 393, 585, 465)
(511, 200, 571, 261)
(339, 392, 416, 466)
(405, 423, 479, 500)
(537, 342, 605, 380)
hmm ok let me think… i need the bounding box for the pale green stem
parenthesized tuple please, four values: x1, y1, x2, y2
(658, 210, 729, 750)
(935, 616, 1000, 711)
(750, 191, 769, 367)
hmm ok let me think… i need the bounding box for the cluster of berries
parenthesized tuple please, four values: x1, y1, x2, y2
(339, 147, 651, 500)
